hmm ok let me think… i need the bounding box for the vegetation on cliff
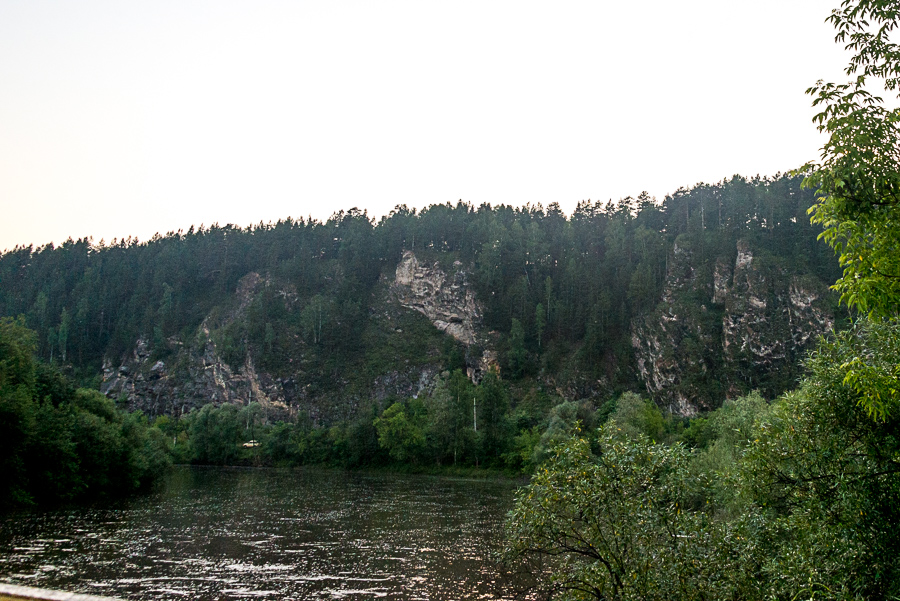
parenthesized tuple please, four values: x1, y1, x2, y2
(0, 172, 839, 418)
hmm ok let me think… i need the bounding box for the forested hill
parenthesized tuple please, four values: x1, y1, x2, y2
(0, 173, 841, 420)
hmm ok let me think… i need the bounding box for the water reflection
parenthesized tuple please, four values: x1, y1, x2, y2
(0, 466, 522, 599)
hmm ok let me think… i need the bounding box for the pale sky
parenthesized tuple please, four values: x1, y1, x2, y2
(0, 0, 849, 251)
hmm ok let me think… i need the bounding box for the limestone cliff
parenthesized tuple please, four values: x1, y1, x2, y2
(392, 250, 497, 381)
(100, 243, 833, 422)
(631, 239, 720, 416)
(721, 240, 834, 373)
(632, 238, 835, 415)
(101, 253, 493, 421)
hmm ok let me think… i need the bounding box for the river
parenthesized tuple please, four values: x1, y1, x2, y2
(0, 466, 525, 600)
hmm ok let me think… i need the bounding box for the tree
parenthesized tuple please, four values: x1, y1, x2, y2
(529, 401, 589, 468)
(424, 371, 477, 465)
(804, 0, 900, 318)
(742, 323, 900, 599)
(1, 319, 171, 507)
(189, 403, 241, 465)
(58, 307, 70, 363)
(535, 303, 546, 350)
(373, 402, 425, 462)
(803, 0, 900, 422)
(476, 371, 511, 461)
(504, 424, 739, 601)
(0, 317, 37, 505)
(507, 318, 527, 379)
(301, 294, 328, 345)
(264, 322, 275, 354)
(608, 392, 665, 442)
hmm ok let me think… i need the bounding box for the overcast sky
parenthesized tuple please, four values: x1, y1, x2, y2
(0, 0, 849, 251)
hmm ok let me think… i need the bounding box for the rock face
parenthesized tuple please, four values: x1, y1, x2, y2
(393, 251, 481, 345)
(631, 239, 719, 416)
(721, 240, 834, 374)
(392, 251, 497, 381)
(632, 238, 835, 415)
(101, 272, 295, 420)
(101, 336, 290, 419)
(101, 254, 496, 422)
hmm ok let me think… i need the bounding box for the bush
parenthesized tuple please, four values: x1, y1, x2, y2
(504, 423, 743, 601)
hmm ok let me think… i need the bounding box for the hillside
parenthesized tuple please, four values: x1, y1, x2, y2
(0, 173, 842, 422)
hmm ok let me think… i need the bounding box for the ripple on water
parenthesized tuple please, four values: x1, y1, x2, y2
(0, 467, 525, 599)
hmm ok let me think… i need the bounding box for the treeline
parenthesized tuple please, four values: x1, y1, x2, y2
(156, 370, 694, 473)
(0, 173, 838, 391)
(0, 318, 170, 509)
(163, 370, 515, 469)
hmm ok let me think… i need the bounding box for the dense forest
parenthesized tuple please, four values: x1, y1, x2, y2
(0, 173, 839, 403)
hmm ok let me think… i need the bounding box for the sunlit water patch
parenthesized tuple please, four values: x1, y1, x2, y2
(0, 466, 523, 599)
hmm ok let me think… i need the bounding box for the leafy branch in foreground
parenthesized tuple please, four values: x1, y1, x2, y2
(804, 0, 900, 318)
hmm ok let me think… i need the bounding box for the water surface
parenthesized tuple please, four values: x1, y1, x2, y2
(0, 466, 522, 600)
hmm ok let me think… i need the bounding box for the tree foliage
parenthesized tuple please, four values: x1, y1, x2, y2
(504, 424, 744, 601)
(504, 356, 900, 599)
(805, 0, 900, 318)
(742, 330, 900, 599)
(0, 318, 171, 508)
(373, 401, 426, 462)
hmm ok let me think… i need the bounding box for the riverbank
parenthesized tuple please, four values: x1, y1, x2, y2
(176, 460, 528, 483)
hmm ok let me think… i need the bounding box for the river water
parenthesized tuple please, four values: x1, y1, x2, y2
(0, 466, 525, 600)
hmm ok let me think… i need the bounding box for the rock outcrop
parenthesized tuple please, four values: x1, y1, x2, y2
(632, 238, 835, 415)
(101, 272, 295, 420)
(101, 255, 495, 422)
(393, 251, 481, 345)
(632, 239, 719, 416)
(392, 251, 497, 381)
(721, 240, 834, 372)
